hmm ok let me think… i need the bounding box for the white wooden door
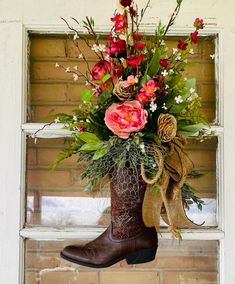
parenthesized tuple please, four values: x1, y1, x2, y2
(0, 0, 234, 283)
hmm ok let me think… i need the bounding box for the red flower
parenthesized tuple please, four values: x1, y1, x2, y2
(130, 7, 137, 17)
(191, 31, 198, 44)
(91, 60, 111, 80)
(106, 36, 126, 58)
(111, 13, 127, 32)
(78, 126, 85, 132)
(160, 59, 169, 69)
(194, 18, 204, 30)
(133, 32, 143, 41)
(136, 93, 149, 104)
(177, 39, 188, 50)
(127, 54, 144, 69)
(134, 41, 145, 50)
(120, 0, 133, 7)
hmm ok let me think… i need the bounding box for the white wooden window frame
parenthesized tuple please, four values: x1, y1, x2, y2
(1, 6, 235, 283)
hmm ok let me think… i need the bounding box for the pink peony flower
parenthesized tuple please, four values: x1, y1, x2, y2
(140, 80, 158, 97)
(104, 100, 148, 139)
(123, 75, 138, 88)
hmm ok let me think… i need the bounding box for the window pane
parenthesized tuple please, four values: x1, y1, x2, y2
(28, 35, 216, 123)
(25, 239, 218, 284)
(26, 136, 218, 227)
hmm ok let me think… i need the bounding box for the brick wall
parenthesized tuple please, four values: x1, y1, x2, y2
(25, 239, 218, 284)
(26, 35, 218, 283)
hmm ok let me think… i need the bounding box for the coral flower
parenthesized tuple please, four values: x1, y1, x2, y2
(123, 75, 138, 88)
(140, 80, 158, 97)
(136, 93, 149, 104)
(104, 100, 148, 139)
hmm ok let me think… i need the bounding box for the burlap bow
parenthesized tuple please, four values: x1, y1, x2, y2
(142, 136, 201, 238)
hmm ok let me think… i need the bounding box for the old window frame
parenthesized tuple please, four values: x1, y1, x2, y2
(0, 21, 230, 284)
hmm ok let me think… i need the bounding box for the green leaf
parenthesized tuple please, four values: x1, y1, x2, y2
(102, 73, 111, 83)
(80, 142, 103, 151)
(78, 132, 101, 144)
(147, 48, 161, 77)
(81, 89, 93, 102)
(185, 79, 196, 93)
(179, 123, 205, 133)
(92, 147, 108, 160)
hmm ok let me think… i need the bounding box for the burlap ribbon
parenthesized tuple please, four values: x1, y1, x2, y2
(142, 136, 201, 238)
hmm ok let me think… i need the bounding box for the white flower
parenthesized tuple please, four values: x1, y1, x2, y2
(162, 103, 167, 110)
(175, 95, 183, 104)
(144, 48, 148, 54)
(85, 81, 90, 86)
(73, 74, 79, 81)
(86, 119, 90, 123)
(91, 44, 99, 52)
(188, 93, 199, 102)
(169, 69, 174, 74)
(152, 163, 157, 168)
(175, 53, 182, 61)
(73, 33, 79, 40)
(139, 143, 145, 154)
(173, 48, 178, 55)
(73, 115, 78, 121)
(210, 54, 215, 60)
(149, 100, 157, 112)
(160, 40, 165, 46)
(120, 57, 125, 63)
(161, 70, 168, 77)
(73, 65, 78, 70)
(104, 54, 110, 61)
(184, 59, 188, 63)
(184, 77, 188, 81)
(151, 47, 156, 54)
(98, 44, 106, 52)
(95, 105, 99, 109)
(189, 48, 194, 55)
(55, 63, 59, 68)
(190, 88, 195, 94)
(65, 67, 70, 73)
(78, 53, 83, 59)
(54, 117, 60, 123)
(165, 84, 169, 89)
(112, 31, 118, 38)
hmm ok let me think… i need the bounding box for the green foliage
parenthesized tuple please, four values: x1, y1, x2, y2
(81, 89, 93, 103)
(147, 48, 161, 77)
(182, 183, 204, 211)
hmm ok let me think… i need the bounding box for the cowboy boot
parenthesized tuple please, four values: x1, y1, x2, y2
(61, 166, 158, 268)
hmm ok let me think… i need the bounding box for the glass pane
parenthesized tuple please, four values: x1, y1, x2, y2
(26, 136, 218, 227)
(25, 239, 218, 284)
(28, 35, 216, 123)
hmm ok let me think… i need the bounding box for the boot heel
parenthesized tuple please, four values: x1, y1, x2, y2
(126, 248, 157, 264)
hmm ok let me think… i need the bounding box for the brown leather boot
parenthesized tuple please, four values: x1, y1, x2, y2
(61, 166, 158, 268)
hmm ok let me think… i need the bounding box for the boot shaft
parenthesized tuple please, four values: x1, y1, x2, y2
(109, 166, 147, 239)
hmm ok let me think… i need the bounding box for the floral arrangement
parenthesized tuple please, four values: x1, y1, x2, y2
(52, 0, 211, 237)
